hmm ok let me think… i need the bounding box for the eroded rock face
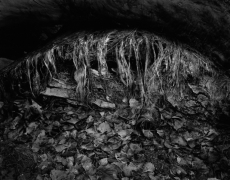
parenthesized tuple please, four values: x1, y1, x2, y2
(0, 0, 230, 70)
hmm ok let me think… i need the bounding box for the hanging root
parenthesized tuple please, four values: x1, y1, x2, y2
(1, 29, 226, 104)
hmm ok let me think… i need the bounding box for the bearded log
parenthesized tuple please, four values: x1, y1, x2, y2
(0, 0, 230, 70)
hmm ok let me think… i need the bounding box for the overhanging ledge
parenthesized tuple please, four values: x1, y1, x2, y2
(0, 0, 230, 70)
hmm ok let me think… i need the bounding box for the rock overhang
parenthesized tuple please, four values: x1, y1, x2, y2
(0, 0, 230, 71)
